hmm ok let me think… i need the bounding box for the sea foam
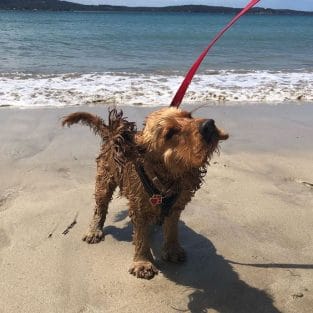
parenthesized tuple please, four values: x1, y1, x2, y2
(1, 70, 312, 108)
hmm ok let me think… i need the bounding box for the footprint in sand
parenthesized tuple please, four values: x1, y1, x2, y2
(295, 179, 313, 190)
(0, 229, 10, 250)
(277, 177, 313, 194)
(57, 167, 71, 178)
(0, 190, 17, 212)
(0, 229, 11, 264)
(0, 228, 11, 264)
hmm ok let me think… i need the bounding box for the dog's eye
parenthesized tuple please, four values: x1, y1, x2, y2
(182, 112, 193, 119)
(122, 132, 133, 142)
(165, 127, 180, 140)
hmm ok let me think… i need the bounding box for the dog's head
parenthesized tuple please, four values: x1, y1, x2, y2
(138, 107, 228, 173)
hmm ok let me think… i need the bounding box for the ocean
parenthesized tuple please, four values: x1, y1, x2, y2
(0, 11, 312, 108)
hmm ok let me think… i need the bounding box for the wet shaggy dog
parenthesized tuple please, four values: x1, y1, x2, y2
(62, 107, 228, 279)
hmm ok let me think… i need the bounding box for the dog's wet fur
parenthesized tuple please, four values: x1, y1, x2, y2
(62, 107, 228, 279)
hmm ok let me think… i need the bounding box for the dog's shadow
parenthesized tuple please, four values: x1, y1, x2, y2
(104, 212, 281, 313)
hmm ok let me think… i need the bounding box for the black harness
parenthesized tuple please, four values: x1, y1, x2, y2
(135, 163, 179, 225)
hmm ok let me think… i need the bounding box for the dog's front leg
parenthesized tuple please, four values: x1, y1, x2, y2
(129, 217, 158, 279)
(162, 209, 186, 263)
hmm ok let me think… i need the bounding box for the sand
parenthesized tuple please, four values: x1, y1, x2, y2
(0, 103, 312, 313)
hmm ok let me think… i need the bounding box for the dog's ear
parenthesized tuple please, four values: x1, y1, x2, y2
(165, 126, 180, 141)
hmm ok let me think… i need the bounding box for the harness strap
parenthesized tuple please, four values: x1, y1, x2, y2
(135, 163, 179, 225)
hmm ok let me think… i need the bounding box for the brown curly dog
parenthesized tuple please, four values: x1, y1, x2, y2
(62, 107, 228, 279)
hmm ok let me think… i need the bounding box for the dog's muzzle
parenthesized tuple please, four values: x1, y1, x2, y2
(199, 119, 217, 143)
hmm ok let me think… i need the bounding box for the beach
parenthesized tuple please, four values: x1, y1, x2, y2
(1, 8, 313, 313)
(0, 103, 312, 313)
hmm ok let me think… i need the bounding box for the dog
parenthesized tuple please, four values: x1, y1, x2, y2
(62, 107, 228, 279)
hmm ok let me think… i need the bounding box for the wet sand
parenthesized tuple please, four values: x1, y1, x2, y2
(0, 103, 313, 313)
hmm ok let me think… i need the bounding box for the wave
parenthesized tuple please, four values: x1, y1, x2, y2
(0, 70, 312, 108)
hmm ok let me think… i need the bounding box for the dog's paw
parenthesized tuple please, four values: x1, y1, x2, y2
(129, 261, 158, 280)
(82, 229, 104, 244)
(162, 245, 186, 263)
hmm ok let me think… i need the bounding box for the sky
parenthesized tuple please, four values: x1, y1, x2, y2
(73, 1, 313, 11)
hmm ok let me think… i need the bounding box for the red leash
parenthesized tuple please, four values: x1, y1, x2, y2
(170, 0, 261, 108)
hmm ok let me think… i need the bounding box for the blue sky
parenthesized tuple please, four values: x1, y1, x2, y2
(74, 1, 313, 11)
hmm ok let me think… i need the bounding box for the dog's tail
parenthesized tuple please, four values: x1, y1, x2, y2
(62, 112, 108, 137)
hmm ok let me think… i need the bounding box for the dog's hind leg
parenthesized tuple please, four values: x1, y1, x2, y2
(83, 160, 117, 244)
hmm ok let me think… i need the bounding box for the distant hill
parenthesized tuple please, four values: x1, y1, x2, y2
(0, 0, 312, 15)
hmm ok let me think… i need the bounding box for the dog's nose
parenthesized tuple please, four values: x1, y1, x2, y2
(199, 119, 215, 138)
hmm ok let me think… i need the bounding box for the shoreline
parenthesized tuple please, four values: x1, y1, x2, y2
(1, 6, 312, 15)
(1, 71, 312, 107)
(0, 104, 312, 312)
(0, 100, 312, 109)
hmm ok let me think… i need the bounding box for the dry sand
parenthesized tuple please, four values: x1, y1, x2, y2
(0, 104, 312, 313)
